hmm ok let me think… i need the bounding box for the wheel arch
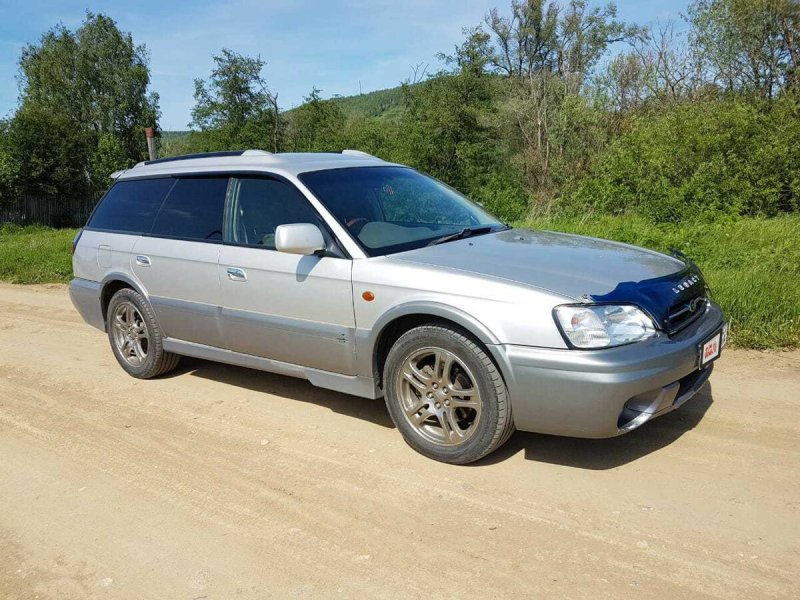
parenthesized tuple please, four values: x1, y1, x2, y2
(99, 273, 148, 328)
(370, 302, 505, 388)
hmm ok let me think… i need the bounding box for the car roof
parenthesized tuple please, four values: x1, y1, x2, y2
(113, 149, 398, 180)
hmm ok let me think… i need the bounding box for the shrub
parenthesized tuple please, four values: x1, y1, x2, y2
(564, 94, 800, 222)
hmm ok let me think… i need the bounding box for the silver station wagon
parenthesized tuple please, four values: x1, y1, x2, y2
(70, 150, 727, 464)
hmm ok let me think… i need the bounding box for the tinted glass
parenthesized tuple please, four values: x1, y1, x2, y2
(151, 177, 229, 241)
(299, 167, 503, 256)
(88, 178, 174, 233)
(229, 177, 323, 249)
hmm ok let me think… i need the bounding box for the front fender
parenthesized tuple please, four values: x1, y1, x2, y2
(354, 300, 505, 386)
(370, 301, 501, 347)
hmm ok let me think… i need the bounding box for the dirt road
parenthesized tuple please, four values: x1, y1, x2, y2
(0, 283, 798, 599)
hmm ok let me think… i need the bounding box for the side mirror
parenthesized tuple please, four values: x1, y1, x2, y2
(275, 223, 326, 256)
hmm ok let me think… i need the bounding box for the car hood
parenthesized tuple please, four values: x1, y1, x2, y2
(391, 228, 690, 301)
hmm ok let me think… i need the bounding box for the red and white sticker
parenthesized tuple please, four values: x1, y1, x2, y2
(701, 333, 721, 366)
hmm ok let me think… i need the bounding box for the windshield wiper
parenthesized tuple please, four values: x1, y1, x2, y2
(427, 225, 503, 246)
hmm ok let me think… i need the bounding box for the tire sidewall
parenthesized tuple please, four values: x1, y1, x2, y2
(107, 288, 162, 378)
(384, 325, 503, 464)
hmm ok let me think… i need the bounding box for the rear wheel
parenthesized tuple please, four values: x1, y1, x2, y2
(384, 324, 514, 464)
(107, 288, 180, 379)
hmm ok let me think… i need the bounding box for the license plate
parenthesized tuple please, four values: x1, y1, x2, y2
(701, 332, 722, 366)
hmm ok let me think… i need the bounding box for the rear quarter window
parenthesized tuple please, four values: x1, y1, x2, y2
(150, 177, 229, 241)
(87, 178, 175, 233)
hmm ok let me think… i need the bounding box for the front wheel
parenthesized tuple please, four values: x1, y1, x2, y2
(383, 324, 514, 464)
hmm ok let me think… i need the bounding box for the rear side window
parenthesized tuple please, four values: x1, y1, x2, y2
(88, 178, 174, 233)
(151, 177, 229, 241)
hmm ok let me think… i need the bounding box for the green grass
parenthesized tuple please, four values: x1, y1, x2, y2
(519, 214, 800, 349)
(1, 215, 798, 348)
(0, 224, 76, 284)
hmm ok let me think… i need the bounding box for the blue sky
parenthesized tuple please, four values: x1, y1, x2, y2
(0, 0, 689, 130)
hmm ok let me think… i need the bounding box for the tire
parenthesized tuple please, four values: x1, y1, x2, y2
(106, 287, 180, 379)
(384, 324, 514, 464)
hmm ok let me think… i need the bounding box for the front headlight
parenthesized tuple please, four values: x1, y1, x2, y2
(554, 304, 656, 349)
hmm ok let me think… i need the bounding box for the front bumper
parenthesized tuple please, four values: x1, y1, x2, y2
(488, 302, 725, 438)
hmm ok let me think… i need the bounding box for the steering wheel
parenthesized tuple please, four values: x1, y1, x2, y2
(346, 217, 369, 235)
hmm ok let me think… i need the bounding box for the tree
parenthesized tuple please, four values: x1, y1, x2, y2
(0, 121, 19, 205)
(483, 0, 560, 77)
(287, 87, 345, 152)
(689, 0, 800, 98)
(5, 104, 93, 200)
(393, 42, 531, 220)
(475, 1, 629, 199)
(595, 51, 651, 113)
(482, 0, 630, 85)
(190, 49, 282, 151)
(557, 0, 631, 85)
(630, 21, 704, 104)
(18, 11, 159, 184)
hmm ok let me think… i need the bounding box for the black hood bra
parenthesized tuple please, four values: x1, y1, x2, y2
(591, 254, 708, 334)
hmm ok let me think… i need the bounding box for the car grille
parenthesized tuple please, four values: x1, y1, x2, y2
(665, 293, 707, 334)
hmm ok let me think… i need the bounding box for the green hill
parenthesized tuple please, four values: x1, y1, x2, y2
(159, 85, 408, 153)
(282, 84, 413, 121)
(327, 85, 408, 120)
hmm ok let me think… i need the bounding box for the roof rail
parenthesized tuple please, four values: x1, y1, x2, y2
(142, 149, 272, 166)
(341, 149, 381, 160)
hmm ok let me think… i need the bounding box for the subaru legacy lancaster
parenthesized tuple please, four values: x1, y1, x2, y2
(70, 150, 726, 463)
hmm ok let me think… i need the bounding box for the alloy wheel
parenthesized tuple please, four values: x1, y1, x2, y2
(395, 347, 482, 446)
(111, 301, 149, 367)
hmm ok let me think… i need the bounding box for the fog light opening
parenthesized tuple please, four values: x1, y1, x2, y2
(617, 405, 652, 433)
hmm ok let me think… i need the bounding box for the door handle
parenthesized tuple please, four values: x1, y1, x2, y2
(227, 267, 247, 282)
(135, 255, 151, 267)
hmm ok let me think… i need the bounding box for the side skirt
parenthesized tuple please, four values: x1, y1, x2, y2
(163, 338, 382, 400)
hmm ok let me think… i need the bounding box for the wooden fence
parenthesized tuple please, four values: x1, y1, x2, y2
(0, 195, 98, 228)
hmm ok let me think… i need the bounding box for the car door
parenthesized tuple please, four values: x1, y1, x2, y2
(132, 176, 229, 347)
(218, 175, 356, 374)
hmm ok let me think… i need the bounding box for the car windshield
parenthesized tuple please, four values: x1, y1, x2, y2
(299, 166, 506, 256)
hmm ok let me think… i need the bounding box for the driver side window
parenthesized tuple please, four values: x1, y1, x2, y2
(228, 177, 324, 250)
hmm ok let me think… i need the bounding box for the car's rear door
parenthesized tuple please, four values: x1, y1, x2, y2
(218, 175, 356, 374)
(131, 176, 229, 347)
(78, 177, 176, 285)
